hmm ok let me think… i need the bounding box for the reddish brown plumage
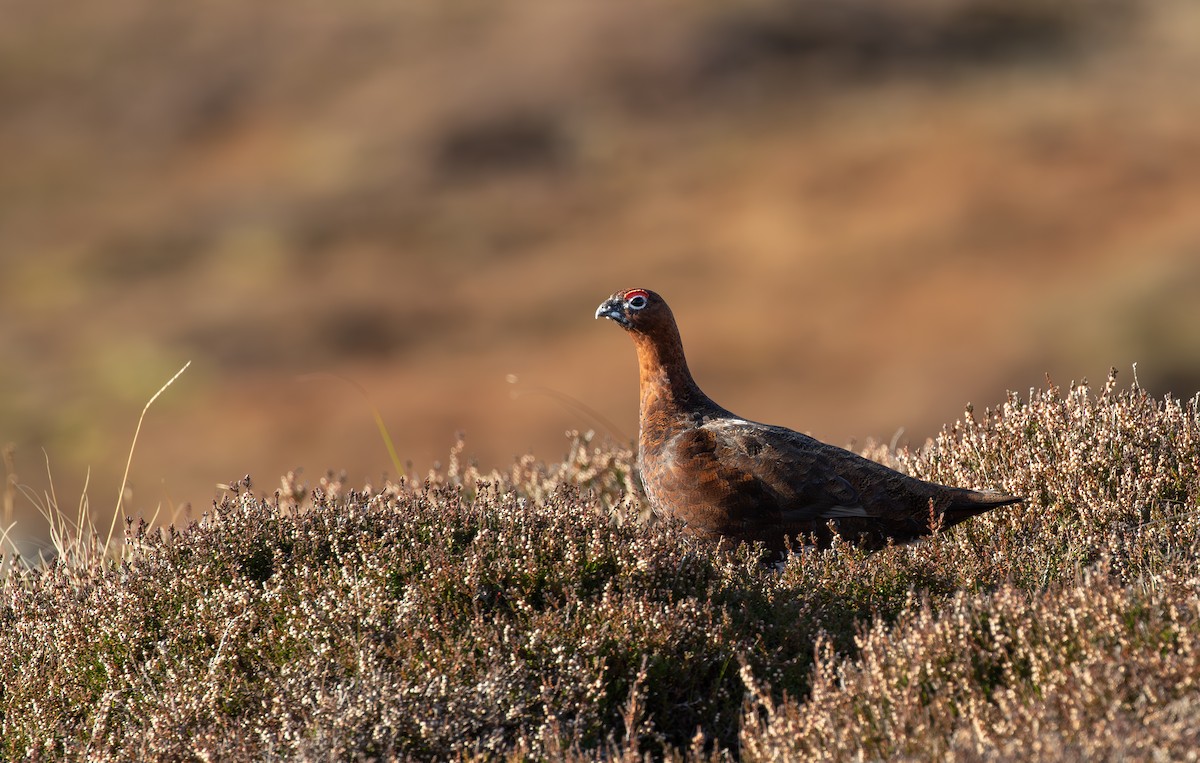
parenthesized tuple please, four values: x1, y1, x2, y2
(596, 287, 1022, 553)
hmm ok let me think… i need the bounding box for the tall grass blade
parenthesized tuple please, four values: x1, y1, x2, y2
(104, 361, 191, 553)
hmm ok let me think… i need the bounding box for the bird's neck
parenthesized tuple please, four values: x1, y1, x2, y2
(632, 329, 712, 422)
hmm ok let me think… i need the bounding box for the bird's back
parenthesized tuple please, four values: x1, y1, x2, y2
(641, 411, 1020, 551)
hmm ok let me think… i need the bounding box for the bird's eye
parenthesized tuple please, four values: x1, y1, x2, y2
(627, 293, 648, 310)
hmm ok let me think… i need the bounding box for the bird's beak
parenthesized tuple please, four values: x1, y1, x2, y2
(595, 297, 630, 327)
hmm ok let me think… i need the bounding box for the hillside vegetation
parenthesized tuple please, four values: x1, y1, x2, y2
(3, 371, 1198, 760)
(3, 0, 1200, 530)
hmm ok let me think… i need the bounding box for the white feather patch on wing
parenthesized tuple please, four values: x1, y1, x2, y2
(704, 418, 753, 430)
(780, 504, 873, 522)
(819, 504, 871, 518)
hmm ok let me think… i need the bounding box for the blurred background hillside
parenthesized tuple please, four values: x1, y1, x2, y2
(3, 0, 1199, 552)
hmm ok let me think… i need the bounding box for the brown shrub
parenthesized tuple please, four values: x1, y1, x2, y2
(2, 372, 1197, 760)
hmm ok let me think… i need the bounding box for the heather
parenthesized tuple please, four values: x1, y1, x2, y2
(3, 371, 1199, 760)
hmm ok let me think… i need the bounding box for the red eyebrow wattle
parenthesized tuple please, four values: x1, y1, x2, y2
(625, 289, 649, 301)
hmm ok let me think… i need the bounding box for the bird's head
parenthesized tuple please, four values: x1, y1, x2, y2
(595, 288, 672, 335)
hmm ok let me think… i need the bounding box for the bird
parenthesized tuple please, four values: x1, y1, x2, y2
(595, 287, 1023, 553)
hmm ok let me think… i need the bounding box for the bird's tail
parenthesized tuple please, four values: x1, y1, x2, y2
(942, 490, 1024, 527)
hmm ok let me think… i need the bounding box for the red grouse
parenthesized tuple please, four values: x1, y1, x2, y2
(596, 287, 1022, 552)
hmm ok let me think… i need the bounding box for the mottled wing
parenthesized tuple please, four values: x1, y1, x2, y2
(702, 419, 1020, 547)
(643, 418, 874, 547)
